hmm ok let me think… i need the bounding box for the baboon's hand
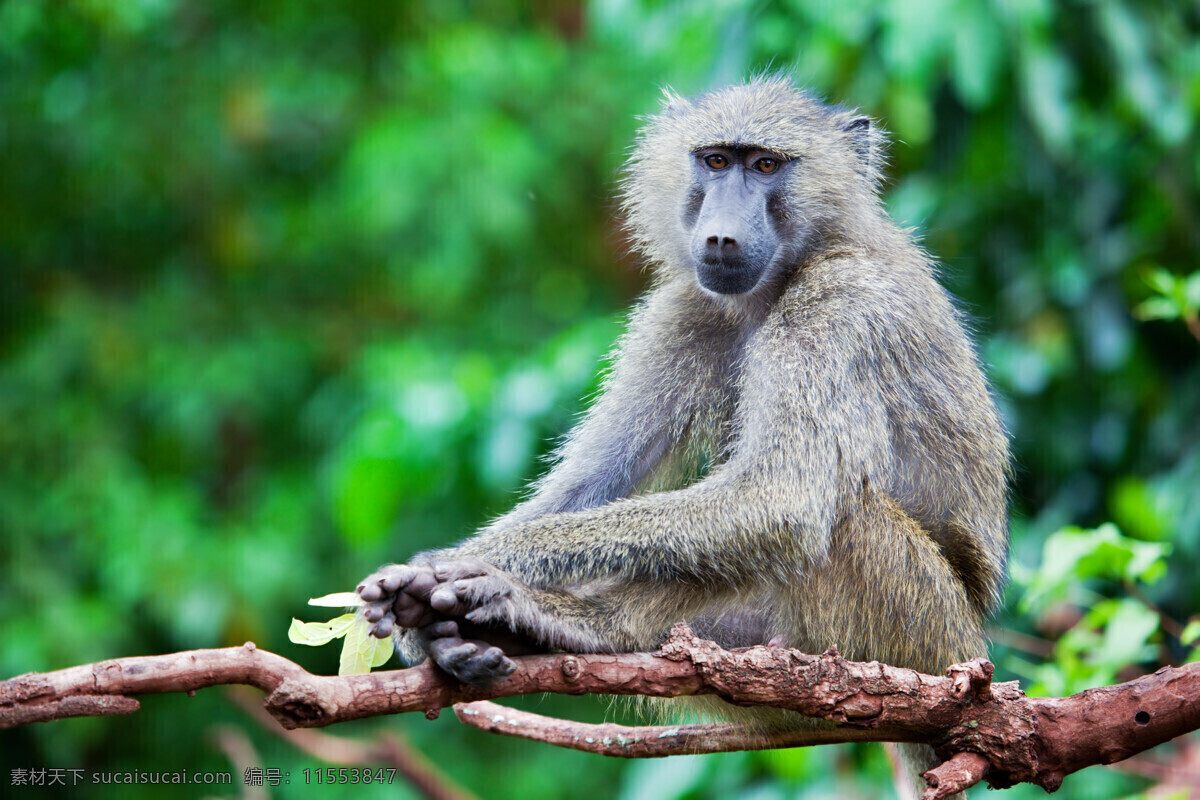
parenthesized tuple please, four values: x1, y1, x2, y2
(417, 619, 517, 686)
(420, 557, 527, 685)
(359, 557, 532, 684)
(356, 563, 439, 638)
(429, 557, 520, 625)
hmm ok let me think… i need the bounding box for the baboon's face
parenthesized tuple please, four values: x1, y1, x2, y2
(683, 145, 791, 296)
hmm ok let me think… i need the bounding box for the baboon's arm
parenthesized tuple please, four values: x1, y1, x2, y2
(488, 283, 747, 528)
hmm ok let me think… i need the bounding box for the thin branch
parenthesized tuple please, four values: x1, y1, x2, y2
(453, 700, 881, 756)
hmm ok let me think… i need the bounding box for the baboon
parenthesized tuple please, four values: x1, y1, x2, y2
(358, 77, 1009, 794)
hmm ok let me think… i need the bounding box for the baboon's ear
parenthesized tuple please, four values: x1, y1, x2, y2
(844, 116, 872, 163)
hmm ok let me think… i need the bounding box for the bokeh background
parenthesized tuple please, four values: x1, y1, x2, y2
(2, 1, 1198, 798)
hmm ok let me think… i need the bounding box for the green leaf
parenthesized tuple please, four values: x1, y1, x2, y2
(288, 613, 358, 647)
(1181, 619, 1200, 646)
(339, 614, 394, 675)
(289, 589, 393, 675)
(1185, 273, 1200, 308)
(369, 631, 395, 668)
(1143, 266, 1178, 296)
(1091, 598, 1159, 670)
(1138, 267, 1200, 323)
(1110, 477, 1172, 541)
(308, 592, 363, 607)
(1133, 297, 1180, 322)
(1019, 523, 1170, 613)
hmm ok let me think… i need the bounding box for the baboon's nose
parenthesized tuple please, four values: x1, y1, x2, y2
(706, 235, 740, 258)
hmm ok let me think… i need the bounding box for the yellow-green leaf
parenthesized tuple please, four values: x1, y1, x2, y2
(308, 592, 363, 607)
(370, 632, 394, 668)
(288, 614, 358, 647)
(339, 615, 394, 675)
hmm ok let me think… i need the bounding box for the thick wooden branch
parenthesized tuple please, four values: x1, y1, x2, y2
(2, 626, 1197, 798)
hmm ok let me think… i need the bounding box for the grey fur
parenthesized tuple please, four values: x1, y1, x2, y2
(359, 76, 1009, 797)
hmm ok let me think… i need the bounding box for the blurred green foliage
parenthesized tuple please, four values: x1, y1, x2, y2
(1015, 524, 1171, 695)
(1, 1, 1198, 798)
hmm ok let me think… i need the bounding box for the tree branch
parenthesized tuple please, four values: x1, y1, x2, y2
(3, 626, 1198, 799)
(453, 699, 881, 755)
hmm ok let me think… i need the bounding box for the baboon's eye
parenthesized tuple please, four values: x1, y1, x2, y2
(703, 153, 728, 170)
(753, 158, 779, 174)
